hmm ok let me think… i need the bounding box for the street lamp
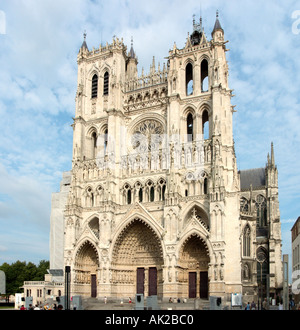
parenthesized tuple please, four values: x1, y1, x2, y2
(65, 266, 71, 310)
(283, 255, 289, 310)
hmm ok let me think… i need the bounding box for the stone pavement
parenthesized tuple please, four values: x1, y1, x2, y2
(82, 298, 282, 310)
(83, 298, 210, 310)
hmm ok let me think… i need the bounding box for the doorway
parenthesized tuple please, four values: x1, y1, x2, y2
(200, 271, 208, 299)
(178, 234, 210, 299)
(91, 274, 97, 298)
(189, 272, 197, 298)
(137, 268, 145, 294)
(148, 267, 157, 296)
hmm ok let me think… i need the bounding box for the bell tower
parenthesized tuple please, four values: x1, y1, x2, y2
(165, 12, 242, 297)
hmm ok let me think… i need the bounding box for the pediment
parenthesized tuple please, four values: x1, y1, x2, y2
(182, 214, 210, 239)
(116, 202, 164, 235)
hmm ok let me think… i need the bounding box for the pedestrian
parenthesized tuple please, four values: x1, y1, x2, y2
(104, 296, 107, 304)
(28, 304, 34, 310)
(20, 305, 26, 310)
(245, 302, 250, 310)
(262, 298, 268, 310)
(128, 297, 132, 303)
(169, 297, 172, 303)
(250, 301, 256, 310)
(34, 304, 40, 310)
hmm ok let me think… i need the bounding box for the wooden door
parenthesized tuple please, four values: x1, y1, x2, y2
(136, 268, 145, 294)
(91, 275, 97, 298)
(148, 267, 157, 296)
(200, 271, 208, 299)
(189, 272, 197, 298)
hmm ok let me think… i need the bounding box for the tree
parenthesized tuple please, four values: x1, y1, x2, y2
(0, 260, 49, 295)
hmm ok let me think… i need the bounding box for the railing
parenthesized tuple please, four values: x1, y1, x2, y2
(76, 139, 212, 181)
(23, 281, 64, 286)
(124, 70, 168, 93)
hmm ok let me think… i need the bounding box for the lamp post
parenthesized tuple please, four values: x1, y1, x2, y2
(283, 255, 289, 310)
(65, 266, 71, 310)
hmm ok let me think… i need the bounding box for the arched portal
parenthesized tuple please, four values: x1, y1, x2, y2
(111, 219, 164, 298)
(178, 234, 210, 299)
(74, 241, 99, 297)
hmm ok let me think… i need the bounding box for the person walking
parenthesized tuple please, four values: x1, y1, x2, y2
(262, 298, 268, 310)
(245, 302, 250, 310)
(251, 301, 256, 310)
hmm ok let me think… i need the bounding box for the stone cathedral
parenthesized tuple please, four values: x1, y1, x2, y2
(59, 14, 283, 304)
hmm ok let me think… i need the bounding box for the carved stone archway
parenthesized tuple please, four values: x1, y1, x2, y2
(111, 218, 164, 298)
(178, 234, 210, 299)
(73, 240, 99, 297)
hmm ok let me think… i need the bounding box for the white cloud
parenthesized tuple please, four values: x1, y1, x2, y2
(0, 0, 299, 265)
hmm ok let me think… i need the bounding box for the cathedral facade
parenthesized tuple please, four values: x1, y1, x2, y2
(63, 14, 283, 303)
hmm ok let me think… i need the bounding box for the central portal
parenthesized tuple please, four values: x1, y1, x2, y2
(112, 219, 164, 298)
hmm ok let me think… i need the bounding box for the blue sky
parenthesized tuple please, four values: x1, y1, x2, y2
(0, 0, 299, 280)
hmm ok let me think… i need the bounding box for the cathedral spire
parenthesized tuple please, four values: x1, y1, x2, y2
(129, 36, 136, 59)
(271, 142, 275, 167)
(212, 10, 224, 35)
(81, 30, 89, 51)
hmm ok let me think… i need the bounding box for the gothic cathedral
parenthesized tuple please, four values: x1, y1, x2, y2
(62, 14, 283, 303)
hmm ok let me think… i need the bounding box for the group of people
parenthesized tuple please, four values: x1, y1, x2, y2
(169, 297, 187, 303)
(104, 296, 132, 304)
(244, 301, 257, 310)
(20, 303, 63, 310)
(245, 297, 300, 310)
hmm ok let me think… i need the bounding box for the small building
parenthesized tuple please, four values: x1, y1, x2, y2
(21, 270, 64, 308)
(291, 217, 300, 305)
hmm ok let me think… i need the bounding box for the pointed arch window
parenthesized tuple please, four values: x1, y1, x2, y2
(256, 247, 269, 287)
(124, 184, 132, 205)
(204, 177, 208, 194)
(127, 190, 132, 205)
(104, 129, 108, 153)
(91, 74, 98, 98)
(138, 188, 143, 203)
(243, 263, 251, 281)
(243, 225, 251, 257)
(202, 110, 209, 140)
(201, 59, 209, 92)
(146, 180, 155, 202)
(91, 131, 97, 159)
(240, 197, 249, 213)
(255, 195, 267, 227)
(158, 179, 166, 201)
(150, 186, 155, 202)
(103, 71, 109, 96)
(186, 63, 193, 96)
(187, 113, 194, 142)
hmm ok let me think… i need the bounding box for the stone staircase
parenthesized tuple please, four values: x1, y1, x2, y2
(82, 297, 210, 310)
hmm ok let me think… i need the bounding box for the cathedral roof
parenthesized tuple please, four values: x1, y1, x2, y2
(239, 168, 266, 190)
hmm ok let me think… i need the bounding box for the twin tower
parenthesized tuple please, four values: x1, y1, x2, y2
(59, 13, 282, 304)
